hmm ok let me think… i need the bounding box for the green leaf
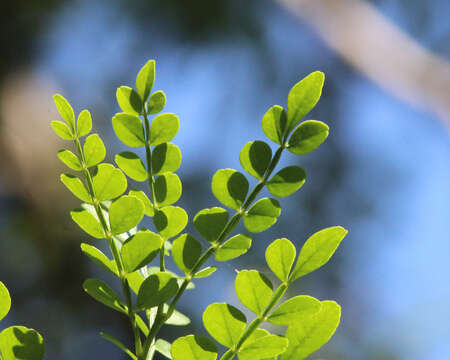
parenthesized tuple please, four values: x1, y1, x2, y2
(152, 143, 182, 175)
(136, 60, 155, 102)
(286, 71, 324, 134)
(129, 189, 154, 216)
(268, 295, 321, 325)
(61, 174, 91, 203)
(239, 335, 288, 360)
(290, 226, 347, 281)
(243, 198, 281, 233)
(164, 304, 191, 326)
(51, 120, 73, 140)
(203, 303, 246, 348)
(193, 207, 229, 243)
(288, 120, 329, 155)
(155, 338, 172, 359)
(239, 141, 272, 180)
(80, 243, 118, 276)
(126, 271, 145, 295)
(121, 230, 163, 273)
(267, 166, 306, 198)
(71, 208, 105, 238)
(83, 134, 106, 167)
(115, 152, 148, 182)
(148, 90, 166, 114)
(100, 332, 137, 360)
(235, 270, 273, 315)
(92, 163, 127, 201)
(77, 109, 92, 137)
(0, 281, 11, 322)
(261, 105, 286, 145)
(194, 267, 217, 278)
(280, 301, 341, 360)
(53, 94, 75, 131)
(116, 86, 142, 115)
(154, 206, 188, 239)
(57, 149, 82, 171)
(136, 272, 179, 310)
(83, 278, 127, 314)
(109, 195, 144, 235)
(150, 113, 179, 146)
(0, 326, 45, 360)
(154, 173, 182, 207)
(171, 335, 217, 360)
(211, 169, 249, 210)
(215, 234, 252, 262)
(112, 113, 145, 148)
(265, 238, 296, 282)
(172, 234, 202, 274)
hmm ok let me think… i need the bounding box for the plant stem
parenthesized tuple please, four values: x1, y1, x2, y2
(140, 144, 286, 359)
(74, 137, 142, 356)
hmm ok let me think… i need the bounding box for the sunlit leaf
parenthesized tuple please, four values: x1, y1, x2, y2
(193, 207, 228, 243)
(129, 189, 154, 216)
(53, 94, 75, 131)
(83, 278, 127, 314)
(215, 234, 252, 262)
(112, 113, 145, 148)
(267, 166, 306, 198)
(154, 173, 182, 207)
(268, 295, 321, 325)
(77, 109, 92, 137)
(152, 142, 182, 175)
(121, 230, 162, 273)
(265, 238, 296, 282)
(148, 90, 166, 114)
(155, 338, 172, 359)
(70, 208, 105, 239)
(136, 60, 155, 102)
(239, 141, 272, 180)
(51, 120, 73, 140)
(0, 326, 45, 360)
(235, 270, 273, 315)
(109, 195, 144, 235)
(288, 120, 329, 155)
(84, 134, 106, 167)
(80, 243, 118, 276)
(0, 281, 11, 322)
(116, 86, 142, 115)
(115, 151, 148, 182)
(211, 169, 248, 210)
(261, 105, 286, 145)
(57, 149, 82, 171)
(243, 198, 281, 233)
(61, 174, 91, 203)
(136, 272, 179, 310)
(92, 163, 127, 201)
(194, 267, 217, 278)
(171, 335, 217, 360)
(239, 335, 288, 360)
(150, 113, 179, 146)
(154, 206, 188, 239)
(172, 234, 202, 274)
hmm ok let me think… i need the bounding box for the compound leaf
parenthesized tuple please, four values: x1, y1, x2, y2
(290, 226, 347, 281)
(171, 335, 217, 360)
(112, 113, 145, 148)
(137, 272, 179, 310)
(193, 207, 228, 243)
(92, 163, 127, 201)
(84, 134, 106, 168)
(148, 90, 166, 114)
(267, 166, 306, 198)
(51, 120, 73, 140)
(80, 243, 118, 276)
(265, 238, 296, 282)
(235, 270, 273, 315)
(152, 142, 182, 175)
(172, 234, 202, 274)
(121, 230, 163, 273)
(261, 105, 286, 145)
(154, 173, 182, 207)
(155, 338, 172, 359)
(288, 120, 329, 155)
(150, 113, 179, 146)
(83, 278, 127, 314)
(61, 174, 91, 203)
(136, 60, 155, 102)
(70, 208, 105, 238)
(115, 152, 148, 182)
(109, 195, 144, 235)
(116, 86, 142, 115)
(194, 267, 217, 278)
(54, 94, 75, 131)
(0, 281, 11, 322)
(215, 234, 252, 262)
(154, 206, 188, 239)
(286, 71, 324, 133)
(211, 169, 248, 210)
(243, 198, 281, 233)
(280, 301, 341, 360)
(239, 141, 272, 180)
(0, 326, 45, 360)
(77, 109, 92, 137)
(268, 295, 321, 325)
(239, 335, 288, 360)
(57, 149, 82, 171)
(129, 189, 154, 216)
(203, 303, 246, 348)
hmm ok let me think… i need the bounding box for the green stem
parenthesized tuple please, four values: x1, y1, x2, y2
(74, 137, 142, 356)
(219, 283, 288, 360)
(140, 145, 286, 359)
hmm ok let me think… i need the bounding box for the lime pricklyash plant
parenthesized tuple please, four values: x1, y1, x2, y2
(51, 59, 348, 360)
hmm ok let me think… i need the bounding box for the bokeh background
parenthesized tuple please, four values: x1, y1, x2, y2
(1, 0, 449, 359)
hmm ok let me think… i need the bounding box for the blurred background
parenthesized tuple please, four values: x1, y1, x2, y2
(0, 0, 449, 359)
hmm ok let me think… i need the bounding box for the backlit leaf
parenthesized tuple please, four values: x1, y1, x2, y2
(288, 120, 329, 155)
(129, 189, 154, 216)
(92, 163, 127, 201)
(172, 234, 202, 274)
(290, 226, 347, 281)
(154, 206, 188, 239)
(51, 120, 73, 140)
(171, 335, 217, 360)
(70, 208, 105, 239)
(152, 143, 182, 175)
(193, 207, 228, 243)
(268, 295, 321, 325)
(121, 230, 162, 273)
(136, 60, 155, 102)
(77, 109, 92, 137)
(0, 326, 45, 360)
(211, 169, 248, 210)
(80, 243, 118, 276)
(148, 90, 166, 114)
(54, 94, 75, 131)
(150, 113, 179, 146)
(243, 198, 281, 233)
(215, 234, 252, 262)
(265, 238, 296, 282)
(267, 166, 306, 198)
(239, 335, 288, 360)
(261, 105, 286, 145)
(155, 338, 172, 359)
(194, 267, 217, 278)
(112, 113, 145, 148)
(235, 270, 273, 315)
(116, 86, 142, 115)
(137, 272, 179, 310)
(84, 134, 106, 167)
(109, 195, 144, 235)
(115, 152, 148, 182)
(83, 278, 127, 314)
(154, 173, 182, 207)
(61, 174, 91, 203)
(203, 303, 246, 348)
(0, 281, 11, 322)
(57, 149, 82, 171)
(239, 141, 272, 180)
